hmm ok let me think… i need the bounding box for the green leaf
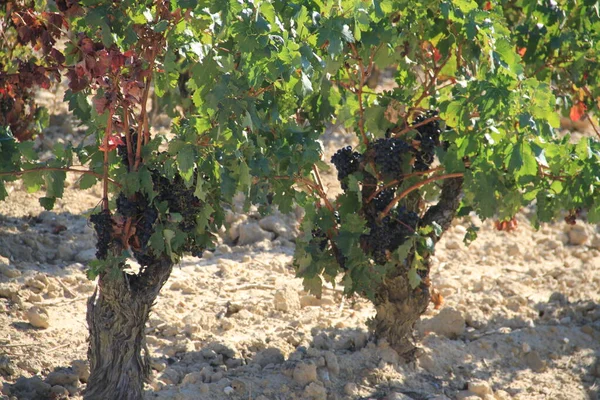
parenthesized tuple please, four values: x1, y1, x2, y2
(79, 174, 97, 190)
(194, 171, 206, 201)
(22, 170, 44, 193)
(177, 146, 196, 185)
(0, 181, 7, 201)
(508, 140, 538, 180)
(300, 72, 313, 96)
(39, 197, 56, 210)
(44, 170, 66, 199)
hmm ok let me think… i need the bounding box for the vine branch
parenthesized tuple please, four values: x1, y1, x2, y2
(380, 172, 464, 220)
(0, 167, 120, 187)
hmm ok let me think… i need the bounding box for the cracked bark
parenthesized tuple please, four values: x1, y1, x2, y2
(370, 177, 463, 357)
(84, 254, 173, 400)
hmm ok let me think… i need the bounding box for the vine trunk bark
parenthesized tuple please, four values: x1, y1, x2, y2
(371, 177, 463, 357)
(84, 254, 173, 400)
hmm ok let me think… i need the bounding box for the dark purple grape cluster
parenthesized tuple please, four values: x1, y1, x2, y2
(116, 129, 137, 170)
(371, 138, 413, 178)
(331, 146, 362, 188)
(412, 110, 442, 171)
(361, 207, 420, 265)
(116, 192, 138, 217)
(373, 189, 395, 213)
(311, 228, 329, 251)
(90, 210, 112, 260)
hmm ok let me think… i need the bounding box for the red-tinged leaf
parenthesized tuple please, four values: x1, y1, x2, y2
(17, 26, 34, 44)
(49, 48, 65, 65)
(483, 1, 492, 11)
(570, 102, 586, 121)
(93, 96, 109, 115)
(66, 68, 88, 92)
(95, 50, 110, 76)
(110, 51, 126, 73)
(123, 80, 143, 103)
(99, 134, 125, 152)
(517, 47, 526, 57)
(40, 30, 55, 54)
(433, 47, 441, 63)
(75, 61, 87, 78)
(80, 37, 95, 54)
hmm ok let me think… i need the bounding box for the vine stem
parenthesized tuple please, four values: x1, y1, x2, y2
(123, 106, 134, 169)
(134, 55, 156, 171)
(392, 115, 442, 137)
(102, 110, 114, 211)
(585, 114, 600, 140)
(349, 42, 369, 147)
(365, 166, 444, 203)
(380, 172, 464, 220)
(0, 166, 120, 187)
(413, 55, 451, 108)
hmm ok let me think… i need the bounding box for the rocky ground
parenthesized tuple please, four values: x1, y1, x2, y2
(1, 90, 600, 400)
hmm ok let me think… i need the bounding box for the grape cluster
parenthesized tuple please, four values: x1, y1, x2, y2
(90, 210, 112, 260)
(153, 174, 201, 233)
(373, 189, 395, 213)
(0, 96, 14, 114)
(116, 193, 139, 217)
(371, 138, 413, 178)
(331, 146, 362, 188)
(132, 205, 159, 267)
(311, 228, 329, 251)
(412, 110, 442, 171)
(361, 207, 420, 265)
(116, 129, 137, 170)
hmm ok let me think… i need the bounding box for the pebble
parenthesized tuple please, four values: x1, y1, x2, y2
(26, 306, 50, 329)
(0, 262, 21, 278)
(468, 380, 493, 396)
(292, 362, 317, 386)
(455, 391, 480, 400)
(0, 355, 16, 376)
(274, 288, 301, 312)
(344, 382, 358, 396)
(303, 382, 327, 400)
(445, 239, 461, 250)
(46, 370, 79, 387)
(216, 244, 232, 254)
(237, 222, 274, 245)
(494, 389, 512, 400)
(252, 348, 285, 368)
(50, 385, 69, 397)
(71, 360, 90, 383)
(567, 225, 588, 245)
(591, 235, 600, 250)
(525, 350, 547, 372)
(521, 343, 531, 353)
(223, 386, 234, 395)
(419, 307, 465, 338)
(324, 351, 340, 375)
(75, 248, 96, 263)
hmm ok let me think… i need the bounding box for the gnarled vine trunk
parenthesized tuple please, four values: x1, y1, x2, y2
(84, 254, 173, 400)
(371, 177, 463, 357)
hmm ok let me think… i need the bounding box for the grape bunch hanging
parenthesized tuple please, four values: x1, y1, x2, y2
(326, 111, 444, 265)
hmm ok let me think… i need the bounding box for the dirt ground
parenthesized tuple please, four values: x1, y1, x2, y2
(1, 88, 600, 400)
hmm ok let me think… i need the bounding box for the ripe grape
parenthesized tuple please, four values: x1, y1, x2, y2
(331, 146, 362, 188)
(412, 110, 442, 171)
(361, 206, 420, 265)
(373, 189, 395, 213)
(90, 210, 112, 260)
(371, 138, 413, 178)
